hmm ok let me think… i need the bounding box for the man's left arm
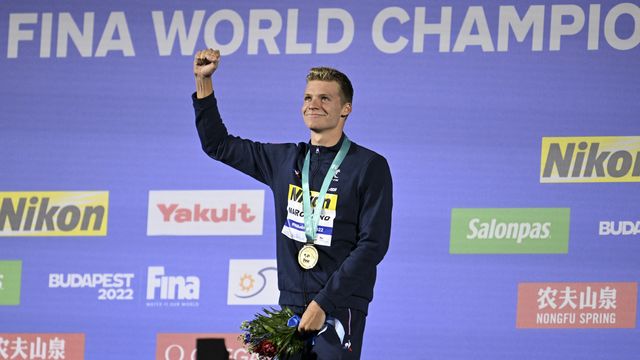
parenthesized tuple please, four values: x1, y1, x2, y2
(314, 155, 393, 315)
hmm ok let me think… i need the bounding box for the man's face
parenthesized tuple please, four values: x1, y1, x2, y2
(302, 80, 351, 134)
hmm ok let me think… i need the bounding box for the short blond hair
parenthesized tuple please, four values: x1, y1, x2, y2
(306, 67, 353, 104)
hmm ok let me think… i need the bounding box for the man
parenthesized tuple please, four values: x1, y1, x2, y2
(192, 49, 392, 359)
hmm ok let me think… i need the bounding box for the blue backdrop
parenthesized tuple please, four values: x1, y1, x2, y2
(1, 0, 639, 359)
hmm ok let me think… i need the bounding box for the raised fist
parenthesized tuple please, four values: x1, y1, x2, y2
(194, 49, 220, 78)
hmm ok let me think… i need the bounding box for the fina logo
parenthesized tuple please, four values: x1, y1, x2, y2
(228, 259, 279, 305)
(146, 266, 200, 303)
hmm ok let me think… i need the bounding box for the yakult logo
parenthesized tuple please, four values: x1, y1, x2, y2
(146, 266, 200, 307)
(147, 190, 264, 235)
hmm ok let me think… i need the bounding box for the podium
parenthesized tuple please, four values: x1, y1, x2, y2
(196, 338, 229, 360)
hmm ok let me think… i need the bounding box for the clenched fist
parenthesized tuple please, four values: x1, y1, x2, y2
(194, 49, 219, 98)
(194, 49, 220, 79)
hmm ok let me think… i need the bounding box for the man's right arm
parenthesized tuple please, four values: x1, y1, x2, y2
(194, 49, 219, 98)
(191, 49, 287, 186)
(193, 48, 226, 157)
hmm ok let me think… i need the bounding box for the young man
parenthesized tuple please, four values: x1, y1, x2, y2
(192, 49, 392, 359)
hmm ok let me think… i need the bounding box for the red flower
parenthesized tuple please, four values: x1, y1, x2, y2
(257, 340, 277, 357)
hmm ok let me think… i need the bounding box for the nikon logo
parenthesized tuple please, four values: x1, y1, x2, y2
(540, 136, 640, 183)
(0, 192, 108, 236)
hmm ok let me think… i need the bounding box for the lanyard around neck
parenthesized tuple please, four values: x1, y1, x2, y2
(301, 137, 351, 244)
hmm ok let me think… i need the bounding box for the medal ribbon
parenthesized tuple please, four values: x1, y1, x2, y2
(302, 137, 351, 245)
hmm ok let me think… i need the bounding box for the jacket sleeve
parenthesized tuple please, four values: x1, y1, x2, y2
(314, 155, 393, 313)
(193, 92, 285, 186)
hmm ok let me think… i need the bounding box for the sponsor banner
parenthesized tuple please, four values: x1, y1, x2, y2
(599, 220, 640, 236)
(48, 272, 135, 301)
(540, 136, 640, 183)
(156, 333, 257, 360)
(227, 259, 279, 305)
(0, 333, 85, 360)
(0, 191, 108, 237)
(146, 266, 200, 307)
(281, 184, 337, 246)
(147, 190, 264, 236)
(516, 282, 638, 329)
(0, 261, 22, 306)
(450, 208, 570, 254)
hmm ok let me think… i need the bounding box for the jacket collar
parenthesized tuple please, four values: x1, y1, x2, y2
(309, 133, 347, 154)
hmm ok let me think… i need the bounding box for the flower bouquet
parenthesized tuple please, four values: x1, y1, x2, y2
(240, 307, 306, 359)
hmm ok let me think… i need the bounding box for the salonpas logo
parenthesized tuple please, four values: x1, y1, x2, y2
(540, 136, 640, 183)
(0, 261, 22, 305)
(450, 208, 570, 254)
(0, 191, 109, 236)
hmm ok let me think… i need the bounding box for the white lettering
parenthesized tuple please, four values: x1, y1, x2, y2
(316, 8, 354, 54)
(285, 9, 312, 54)
(248, 9, 282, 55)
(536, 312, 576, 324)
(467, 218, 552, 242)
(588, 4, 601, 50)
(454, 6, 495, 52)
(40, 13, 53, 57)
(146, 266, 200, 300)
(203, 10, 244, 55)
(152, 10, 205, 56)
(372, 7, 410, 54)
(7, 13, 38, 58)
(413, 7, 452, 52)
(48, 273, 134, 288)
(599, 220, 640, 235)
(57, 12, 95, 57)
(604, 3, 640, 50)
(497, 5, 544, 51)
(580, 312, 616, 324)
(550, 5, 585, 51)
(95, 12, 135, 57)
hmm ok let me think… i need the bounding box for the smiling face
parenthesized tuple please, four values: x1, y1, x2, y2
(302, 80, 352, 135)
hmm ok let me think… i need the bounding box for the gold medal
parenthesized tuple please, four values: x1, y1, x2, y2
(298, 245, 319, 270)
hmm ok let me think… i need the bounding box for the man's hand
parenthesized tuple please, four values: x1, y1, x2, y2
(298, 300, 326, 332)
(194, 49, 220, 78)
(194, 49, 220, 98)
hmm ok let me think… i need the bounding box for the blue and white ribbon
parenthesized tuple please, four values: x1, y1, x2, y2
(317, 317, 346, 344)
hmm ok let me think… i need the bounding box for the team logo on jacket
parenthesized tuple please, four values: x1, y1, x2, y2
(281, 184, 337, 246)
